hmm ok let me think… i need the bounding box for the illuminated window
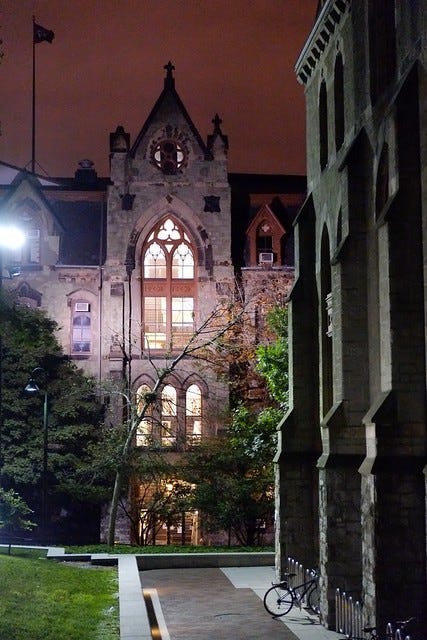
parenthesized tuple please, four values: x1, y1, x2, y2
(136, 384, 153, 446)
(143, 218, 195, 350)
(71, 301, 91, 354)
(186, 384, 202, 443)
(161, 385, 177, 446)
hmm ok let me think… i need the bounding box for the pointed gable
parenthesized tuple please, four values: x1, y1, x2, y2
(245, 202, 288, 267)
(130, 61, 212, 165)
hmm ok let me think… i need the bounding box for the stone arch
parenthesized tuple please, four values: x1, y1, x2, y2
(125, 195, 210, 276)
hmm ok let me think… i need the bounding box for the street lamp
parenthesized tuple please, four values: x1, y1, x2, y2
(24, 367, 49, 535)
(0, 225, 25, 489)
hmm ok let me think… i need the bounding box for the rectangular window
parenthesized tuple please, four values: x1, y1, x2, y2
(144, 297, 167, 349)
(171, 297, 194, 347)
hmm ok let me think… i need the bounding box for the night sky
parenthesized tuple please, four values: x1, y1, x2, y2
(0, 1, 317, 178)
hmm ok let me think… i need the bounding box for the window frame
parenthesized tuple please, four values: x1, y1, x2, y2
(71, 300, 92, 355)
(142, 217, 196, 351)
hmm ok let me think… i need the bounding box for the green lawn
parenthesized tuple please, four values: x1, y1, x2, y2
(0, 549, 119, 640)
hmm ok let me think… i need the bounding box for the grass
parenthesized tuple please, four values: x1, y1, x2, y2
(64, 543, 274, 554)
(0, 548, 119, 640)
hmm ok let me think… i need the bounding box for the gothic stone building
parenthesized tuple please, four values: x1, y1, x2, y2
(277, 0, 426, 631)
(0, 63, 304, 544)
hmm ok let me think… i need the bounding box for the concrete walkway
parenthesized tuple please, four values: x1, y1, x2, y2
(140, 564, 343, 640)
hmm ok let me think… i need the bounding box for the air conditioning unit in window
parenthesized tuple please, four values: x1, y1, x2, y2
(75, 302, 90, 312)
(259, 252, 274, 265)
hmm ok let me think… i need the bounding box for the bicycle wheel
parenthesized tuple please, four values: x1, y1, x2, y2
(263, 584, 293, 616)
(307, 582, 321, 615)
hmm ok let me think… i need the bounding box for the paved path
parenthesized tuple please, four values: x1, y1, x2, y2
(140, 566, 342, 640)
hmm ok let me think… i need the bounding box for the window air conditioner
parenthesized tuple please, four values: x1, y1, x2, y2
(259, 252, 274, 264)
(75, 302, 90, 312)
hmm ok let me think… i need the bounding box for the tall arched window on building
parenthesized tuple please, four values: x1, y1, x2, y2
(319, 80, 328, 171)
(334, 52, 345, 151)
(142, 217, 195, 350)
(136, 383, 153, 446)
(71, 301, 92, 354)
(186, 384, 202, 444)
(161, 384, 178, 446)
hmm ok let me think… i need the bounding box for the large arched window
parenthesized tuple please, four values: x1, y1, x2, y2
(186, 384, 202, 443)
(136, 384, 153, 446)
(142, 217, 195, 350)
(161, 384, 178, 446)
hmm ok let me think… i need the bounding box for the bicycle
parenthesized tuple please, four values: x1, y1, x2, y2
(339, 616, 417, 640)
(263, 569, 320, 617)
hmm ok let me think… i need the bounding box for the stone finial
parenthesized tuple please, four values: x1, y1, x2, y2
(164, 61, 175, 89)
(207, 113, 229, 155)
(110, 125, 130, 153)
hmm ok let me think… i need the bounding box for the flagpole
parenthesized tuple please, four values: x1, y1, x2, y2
(31, 15, 36, 174)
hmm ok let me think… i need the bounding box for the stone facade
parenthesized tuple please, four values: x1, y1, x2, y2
(0, 65, 305, 544)
(281, 0, 427, 631)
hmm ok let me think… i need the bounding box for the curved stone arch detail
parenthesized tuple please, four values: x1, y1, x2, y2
(181, 372, 209, 398)
(125, 196, 211, 275)
(66, 287, 97, 301)
(132, 374, 157, 392)
(316, 203, 336, 266)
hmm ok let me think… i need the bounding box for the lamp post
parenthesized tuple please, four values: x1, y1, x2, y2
(0, 225, 25, 489)
(24, 367, 49, 535)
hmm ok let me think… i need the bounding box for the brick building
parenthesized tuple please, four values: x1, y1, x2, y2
(277, 0, 426, 631)
(0, 63, 305, 543)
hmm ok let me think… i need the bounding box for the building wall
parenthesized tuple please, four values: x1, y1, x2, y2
(288, 0, 427, 629)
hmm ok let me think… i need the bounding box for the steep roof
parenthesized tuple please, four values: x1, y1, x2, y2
(130, 62, 213, 160)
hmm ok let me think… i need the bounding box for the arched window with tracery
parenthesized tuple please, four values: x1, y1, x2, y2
(136, 383, 154, 446)
(186, 384, 202, 444)
(161, 384, 178, 446)
(142, 217, 195, 350)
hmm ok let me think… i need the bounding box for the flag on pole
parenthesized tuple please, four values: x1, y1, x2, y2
(33, 23, 55, 44)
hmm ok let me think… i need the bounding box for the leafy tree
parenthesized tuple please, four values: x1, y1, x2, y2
(0, 488, 35, 552)
(179, 305, 289, 546)
(119, 451, 192, 545)
(255, 305, 289, 408)
(0, 291, 105, 540)
(98, 296, 248, 545)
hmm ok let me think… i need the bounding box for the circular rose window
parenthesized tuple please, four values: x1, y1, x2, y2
(153, 139, 186, 175)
